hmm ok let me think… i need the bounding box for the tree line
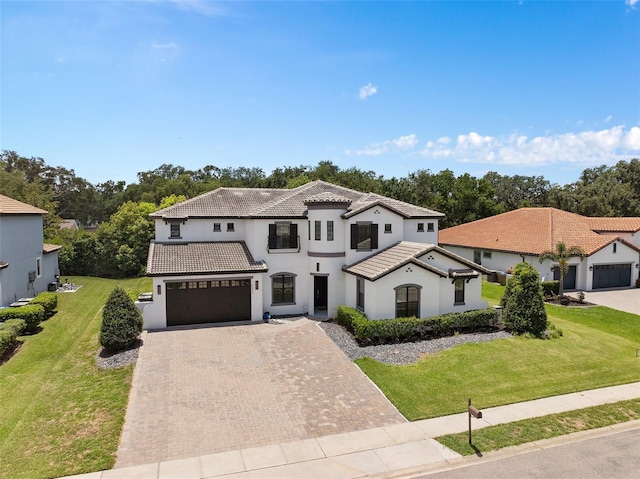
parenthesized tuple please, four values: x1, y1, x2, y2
(2, 149, 639, 278)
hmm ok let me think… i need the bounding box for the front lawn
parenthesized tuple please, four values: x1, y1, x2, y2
(0, 276, 151, 479)
(357, 283, 640, 420)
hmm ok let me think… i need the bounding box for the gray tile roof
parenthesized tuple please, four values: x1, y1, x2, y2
(343, 241, 490, 281)
(303, 191, 352, 205)
(343, 241, 448, 281)
(146, 241, 268, 276)
(151, 180, 444, 220)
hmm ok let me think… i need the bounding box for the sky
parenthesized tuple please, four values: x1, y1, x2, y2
(1, 0, 639, 187)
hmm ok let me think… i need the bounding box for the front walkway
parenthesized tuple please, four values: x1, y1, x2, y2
(116, 319, 405, 467)
(63, 381, 640, 478)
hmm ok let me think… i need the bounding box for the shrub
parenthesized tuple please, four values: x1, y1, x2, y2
(30, 292, 58, 317)
(99, 286, 143, 352)
(0, 319, 26, 355)
(334, 306, 500, 346)
(501, 262, 547, 336)
(540, 280, 560, 297)
(0, 305, 45, 333)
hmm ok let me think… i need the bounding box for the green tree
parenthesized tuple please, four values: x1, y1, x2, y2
(501, 262, 547, 336)
(96, 201, 157, 278)
(538, 242, 586, 299)
(99, 286, 143, 352)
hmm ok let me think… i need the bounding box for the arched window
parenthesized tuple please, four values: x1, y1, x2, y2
(395, 284, 421, 318)
(271, 273, 296, 304)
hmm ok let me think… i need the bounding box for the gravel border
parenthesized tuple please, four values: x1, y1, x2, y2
(318, 321, 512, 365)
(96, 339, 142, 370)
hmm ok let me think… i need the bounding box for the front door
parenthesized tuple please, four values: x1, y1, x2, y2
(314, 276, 328, 311)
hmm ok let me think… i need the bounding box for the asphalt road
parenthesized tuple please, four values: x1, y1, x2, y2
(419, 428, 640, 479)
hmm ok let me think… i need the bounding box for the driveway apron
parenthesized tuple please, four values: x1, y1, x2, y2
(582, 289, 640, 315)
(115, 319, 405, 468)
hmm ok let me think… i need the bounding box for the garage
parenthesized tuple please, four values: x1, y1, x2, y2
(166, 279, 251, 326)
(592, 264, 632, 289)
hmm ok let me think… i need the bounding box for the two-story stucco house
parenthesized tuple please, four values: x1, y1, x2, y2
(439, 207, 640, 292)
(140, 181, 489, 329)
(0, 194, 61, 307)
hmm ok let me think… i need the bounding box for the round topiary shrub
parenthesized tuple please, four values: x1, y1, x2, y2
(501, 262, 548, 336)
(99, 286, 143, 353)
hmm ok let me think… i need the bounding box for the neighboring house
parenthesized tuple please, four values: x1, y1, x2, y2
(0, 194, 62, 307)
(439, 207, 640, 291)
(59, 219, 80, 230)
(141, 180, 489, 329)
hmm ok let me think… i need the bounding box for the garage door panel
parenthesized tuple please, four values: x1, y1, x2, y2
(592, 264, 631, 289)
(166, 280, 251, 326)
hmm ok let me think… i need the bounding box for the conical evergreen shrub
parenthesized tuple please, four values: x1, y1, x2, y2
(501, 262, 547, 336)
(99, 286, 143, 352)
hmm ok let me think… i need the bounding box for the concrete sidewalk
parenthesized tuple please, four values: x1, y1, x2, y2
(62, 381, 640, 479)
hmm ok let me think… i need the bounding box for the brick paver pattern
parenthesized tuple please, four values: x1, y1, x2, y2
(116, 319, 405, 467)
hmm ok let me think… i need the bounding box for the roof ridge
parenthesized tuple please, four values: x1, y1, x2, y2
(250, 181, 321, 216)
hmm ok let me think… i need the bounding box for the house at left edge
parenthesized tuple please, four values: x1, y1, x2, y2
(139, 180, 489, 329)
(0, 194, 62, 307)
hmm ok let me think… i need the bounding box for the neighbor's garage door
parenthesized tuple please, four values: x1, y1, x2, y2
(592, 264, 632, 289)
(166, 279, 251, 326)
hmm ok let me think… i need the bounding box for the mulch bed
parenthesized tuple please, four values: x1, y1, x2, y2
(0, 340, 23, 366)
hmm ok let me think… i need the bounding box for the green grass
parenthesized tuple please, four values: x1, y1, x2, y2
(437, 398, 640, 455)
(356, 282, 640, 420)
(0, 276, 151, 479)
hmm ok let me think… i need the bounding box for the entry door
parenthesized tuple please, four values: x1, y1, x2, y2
(314, 276, 328, 311)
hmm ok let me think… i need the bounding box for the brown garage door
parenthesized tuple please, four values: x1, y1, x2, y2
(166, 279, 251, 326)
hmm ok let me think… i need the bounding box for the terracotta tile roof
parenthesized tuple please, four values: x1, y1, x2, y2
(146, 241, 268, 276)
(586, 217, 640, 233)
(43, 243, 63, 254)
(439, 208, 640, 256)
(343, 241, 446, 281)
(151, 180, 443, 220)
(0, 194, 47, 215)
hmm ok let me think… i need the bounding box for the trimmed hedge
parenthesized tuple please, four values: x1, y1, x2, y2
(0, 305, 45, 333)
(0, 319, 26, 356)
(30, 292, 58, 317)
(335, 306, 500, 346)
(100, 286, 143, 352)
(540, 280, 560, 297)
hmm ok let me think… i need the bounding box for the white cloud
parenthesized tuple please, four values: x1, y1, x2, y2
(359, 83, 377, 100)
(349, 134, 418, 156)
(151, 42, 179, 62)
(626, 0, 638, 7)
(605, 114, 613, 123)
(167, 0, 227, 16)
(419, 125, 640, 167)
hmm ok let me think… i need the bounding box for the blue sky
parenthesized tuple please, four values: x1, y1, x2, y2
(2, 1, 639, 187)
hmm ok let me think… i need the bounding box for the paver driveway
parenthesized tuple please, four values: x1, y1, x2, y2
(116, 319, 405, 467)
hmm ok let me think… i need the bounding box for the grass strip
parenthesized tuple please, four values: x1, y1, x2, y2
(436, 398, 640, 456)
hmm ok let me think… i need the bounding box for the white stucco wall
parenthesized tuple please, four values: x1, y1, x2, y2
(403, 219, 439, 244)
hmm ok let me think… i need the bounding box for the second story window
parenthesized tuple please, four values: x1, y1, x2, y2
(227, 222, 235, 232)
(327, 220, 334, 241)
(384, 223, 392, 233)
(350, 223, 378, 250)
(170, 222, 181, 238)
(315, 221, 321, 241)
(417, 223, 425, 232)
(213, 223, 221, 232)
(269, 223, 299, 249)
(427, 222, 434, 232)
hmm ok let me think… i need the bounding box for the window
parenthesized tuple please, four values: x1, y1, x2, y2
(417, 223, 425, 232)
(474, 250, 482, 265)
(356, 277, 365, 310)
(36, 257, 42, 278)
(613, 243, 617, 254)
(227, 222, 234, 231)
(483, 251, 492, 259)
(170, 222, 181, 238)
(272, 273, 295, 304)
(268, 223, 299, 249)
(454, 279, 465, 305)
(427, 222, 434, 232)
(327, 221, 334, 241)
(384, 223, 392, 233)
(315, 220, 321, 241)
(395, 285, 420, 318)
(350, 223, 378, 250)
(213, 223, 221, 232)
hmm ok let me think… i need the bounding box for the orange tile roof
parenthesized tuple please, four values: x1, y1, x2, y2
(586, 217, 640, 233)
(439, 208, 640, 256)
(0, 194, 47, 215)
